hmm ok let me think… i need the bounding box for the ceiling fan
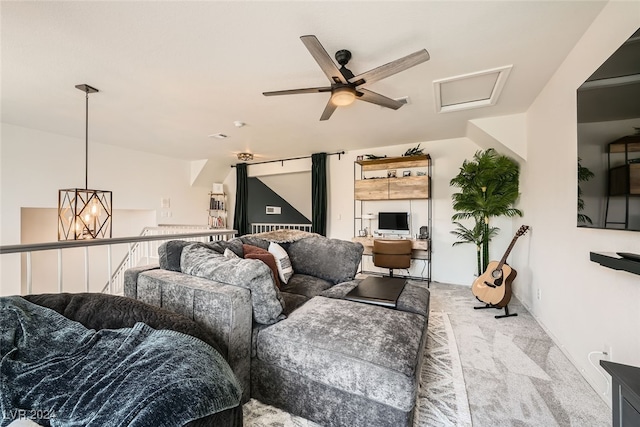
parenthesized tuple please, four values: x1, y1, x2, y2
(263, 35, 430, 121)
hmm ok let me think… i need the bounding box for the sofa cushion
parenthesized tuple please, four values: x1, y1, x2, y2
(158, 239, 244, 271)
(254, 296, 427, 412)
(268, 242, 294, 284)
(158, 240, 192, 272)
(279, 291, 309, 316)
(286, 237, 364, 285)
(280, 274, 333, 298)
(181, 244, 285, 325)
(243, 244, 281, 289)
(23, 292, 224, 355)
(239, 235, 270, 251)
(207, 238, 244, 258)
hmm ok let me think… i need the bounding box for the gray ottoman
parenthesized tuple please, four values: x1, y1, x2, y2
(251, 294, 429, 427)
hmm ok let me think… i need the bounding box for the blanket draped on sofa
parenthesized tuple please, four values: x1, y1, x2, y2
(0, 296, 241, 427)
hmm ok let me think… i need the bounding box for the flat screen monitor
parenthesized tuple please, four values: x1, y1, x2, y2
(378, 212, 410, 236)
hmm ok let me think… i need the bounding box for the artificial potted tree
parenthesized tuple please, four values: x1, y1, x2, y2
(577, 157, 595, 226)
(450, 148, 523, 275)
(450, 220, 498, 277)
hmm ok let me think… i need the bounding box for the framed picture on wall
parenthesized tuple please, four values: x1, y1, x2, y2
(387, 170, 397, 178)
(403, 171, 411, 177)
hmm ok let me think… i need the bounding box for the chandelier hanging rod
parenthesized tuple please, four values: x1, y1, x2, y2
(57, 83, 112, 241)
(75, 84, 99, 189)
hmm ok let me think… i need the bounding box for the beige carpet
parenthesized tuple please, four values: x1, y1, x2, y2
(430, 282, 611, 427)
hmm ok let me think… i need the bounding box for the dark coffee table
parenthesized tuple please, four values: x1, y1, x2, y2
(345, 276, 406, 308)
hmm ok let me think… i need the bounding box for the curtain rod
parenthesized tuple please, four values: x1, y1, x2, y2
(230, 151, 345, 168)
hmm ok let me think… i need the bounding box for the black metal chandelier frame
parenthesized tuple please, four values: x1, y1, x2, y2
(57, 84, 113, 240)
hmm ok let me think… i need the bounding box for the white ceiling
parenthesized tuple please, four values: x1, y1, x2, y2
(2, 1, 607, 179)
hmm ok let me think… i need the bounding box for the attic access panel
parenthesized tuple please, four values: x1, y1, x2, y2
(434, 65, 512, 113)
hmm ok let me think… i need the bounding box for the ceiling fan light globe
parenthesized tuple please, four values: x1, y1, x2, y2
(331, 87, 356, 106)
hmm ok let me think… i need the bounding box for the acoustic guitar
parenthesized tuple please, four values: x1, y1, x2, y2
(472, 225, 529, 308)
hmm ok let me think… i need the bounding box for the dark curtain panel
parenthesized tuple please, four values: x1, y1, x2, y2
(233, 163, 250, 236)
(311, 152, 327, 236)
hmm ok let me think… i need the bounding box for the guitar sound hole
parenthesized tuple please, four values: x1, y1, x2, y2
(491, 270, 502, 279)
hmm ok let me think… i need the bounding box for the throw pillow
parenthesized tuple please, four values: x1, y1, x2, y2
(181, 244, 285, 324)
(243, 244, 281, 289)
(224, 247, 240, 259)
(268, 241, 294, 284)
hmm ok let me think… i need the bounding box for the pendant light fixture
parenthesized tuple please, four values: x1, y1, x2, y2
(57, 84, 112, 240)
(237, 152, 254, 161)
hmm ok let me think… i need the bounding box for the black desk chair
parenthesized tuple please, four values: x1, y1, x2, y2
(372, 239, 412, 277)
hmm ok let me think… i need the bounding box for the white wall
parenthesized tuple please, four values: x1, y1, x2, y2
(514, 1, 640, 404)
(223, 157, 312, 232)
(1, 124, 210, 295)
(225, 139, 518, 286)
(20, 208, 156, 294)
(327, 140, 515, 285)
(258, 172, 312, 220)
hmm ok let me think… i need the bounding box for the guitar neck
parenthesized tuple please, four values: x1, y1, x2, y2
(496, 235, 520, 270)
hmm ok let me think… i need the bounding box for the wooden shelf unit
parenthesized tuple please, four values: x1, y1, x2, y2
(609, 135, 640, 153)
(208, 192, 227, 229)
(353, 154, 432, 283)
(354, 155, 430, 201)
(605, 135, 640, 228)
(609, 135, 640, 196)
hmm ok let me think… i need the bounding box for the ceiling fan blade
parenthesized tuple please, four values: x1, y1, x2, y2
(349, 49, 430, 87)
(300, 35, 347, 84)
(263, 87, 332, 96)
(320, 99, 337, 121)
(357, 88, 404, 110)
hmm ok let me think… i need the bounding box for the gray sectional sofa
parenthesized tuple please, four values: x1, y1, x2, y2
(124, 231, 431, 427)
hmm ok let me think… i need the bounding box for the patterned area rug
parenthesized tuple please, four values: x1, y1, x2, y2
(243, 311, 472, 427)
(416, 311, 472, 427)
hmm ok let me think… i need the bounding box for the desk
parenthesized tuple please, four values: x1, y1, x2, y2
(352, 236, 429, 260)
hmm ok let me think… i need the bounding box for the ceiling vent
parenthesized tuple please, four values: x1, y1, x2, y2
(433, 65, 512, 113)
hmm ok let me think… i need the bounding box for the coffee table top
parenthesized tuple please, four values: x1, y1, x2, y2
(345, 276, 406, 308)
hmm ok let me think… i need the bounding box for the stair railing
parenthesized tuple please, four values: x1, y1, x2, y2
(0, 228, 236, 296)
(102, 224, 215, 295)
(251, 223, 312, 234)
